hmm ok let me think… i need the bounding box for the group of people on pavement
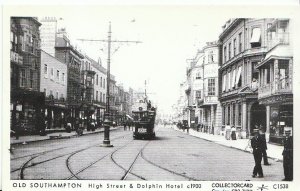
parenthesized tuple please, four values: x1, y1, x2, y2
(123, 120, 134, 131)
(177, 120, 190, 133)
(250, 125, 293, 181)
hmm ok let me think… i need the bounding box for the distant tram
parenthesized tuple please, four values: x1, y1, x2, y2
(132, 99, 156, 139)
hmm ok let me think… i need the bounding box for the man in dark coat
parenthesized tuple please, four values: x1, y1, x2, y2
(251, 129, 264, 178)
(282, 130, 293, 181)
(123, 121, 127, 131)
(259, 126, 270, 165)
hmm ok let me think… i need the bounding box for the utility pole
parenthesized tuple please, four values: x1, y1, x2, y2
(78, 22, 141, 147)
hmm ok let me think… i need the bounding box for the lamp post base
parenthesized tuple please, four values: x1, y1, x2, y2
(100, 140, 113, 147)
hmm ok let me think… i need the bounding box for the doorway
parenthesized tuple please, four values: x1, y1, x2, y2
(250, 101, 266, 133)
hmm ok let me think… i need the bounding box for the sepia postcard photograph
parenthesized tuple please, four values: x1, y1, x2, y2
(2, 3, 300, 191)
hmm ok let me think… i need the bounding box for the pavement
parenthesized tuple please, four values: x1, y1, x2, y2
(172, 125, 284, 161)
(10, 126, 120, 145)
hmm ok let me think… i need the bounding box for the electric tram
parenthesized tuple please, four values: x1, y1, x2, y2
(132, 98, 156, 140)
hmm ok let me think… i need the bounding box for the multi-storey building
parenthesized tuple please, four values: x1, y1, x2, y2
(10, 17, 45, 134)
(115, 85, 132, 124)
(179, 81, 189, 121)
(79, 56, 96, 129)
(54, 29, 84, 124)
(109, 75, 118, 124)
(256, 19, 293, 144)
(185, 50, 204, 128)
(184, 41, 221, 134)
(219, 18, 274, 138)
(85, 56, 107, 125)
(198, 41, 221, 135)
(40, 50, 68, 129)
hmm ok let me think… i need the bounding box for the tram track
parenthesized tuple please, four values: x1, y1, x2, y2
(140, 141, 199, 181)
(11, 146, 69, 161)
(110, 141, 150, 180)
(65, 138, 133, 180)
(15, 133, 130, 179)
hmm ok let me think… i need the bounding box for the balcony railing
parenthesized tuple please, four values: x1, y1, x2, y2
(267, 33, 289, 50)
(258, 77, 292, 99)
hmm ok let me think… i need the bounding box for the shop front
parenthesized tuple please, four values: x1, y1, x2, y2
(45, 96, 68, 130)
(11, 89, 45, 135)
(259, 94, 293, 145)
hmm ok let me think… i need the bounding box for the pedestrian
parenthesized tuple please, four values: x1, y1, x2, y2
(123, 121, 127, 131)
(231, 126, 236, 140)
(251, 128, 264, 178)
(282, 130, 293, 181)
(128, 120, 131, 131)
(259, 126, 270, 165)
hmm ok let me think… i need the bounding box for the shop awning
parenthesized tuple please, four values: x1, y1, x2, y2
(250, 28, 261, 44)
(227, 72, 231, 90)
(222, 74, 226, 91)
(235, 66, 242, 85)
(231, 69, 236, 88)
(126, 114, 133, 120)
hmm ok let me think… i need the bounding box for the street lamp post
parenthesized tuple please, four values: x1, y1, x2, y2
(77, 21, 141, 147)
(102, 22, 113, 147)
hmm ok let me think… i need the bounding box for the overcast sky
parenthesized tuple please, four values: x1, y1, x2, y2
(39, 6, 228, 114)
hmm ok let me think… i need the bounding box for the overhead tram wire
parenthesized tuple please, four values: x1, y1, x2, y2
(77, 22, 142, 147)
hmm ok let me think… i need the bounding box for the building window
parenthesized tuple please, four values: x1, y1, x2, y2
(238, 103, 242, 126)
(196, 72, 201, 79)
(233, 103, 235, 125)
(228, 43, 231, 60)
(224, 46, 227, 62)
(233, 39, 236, 56)
(62, 73, 65, 84)
(96, 91, 98, 101)
(103, 94, 106, 103)
(100, 77, 102, 87)
(227, 105, 231, 125)
(222, 74, 226, 92)
(222, 106, 225, 125)
(20, 69, 26, 87)
(252, 62, 259, 81)
(96, 74, 98, 85)
(20, 35, 25, 51)
(56, 70, 59, 80)
(103, 78, 106, 88)
(208, 51, 214, 63)
(238, 32, 242, 53)
(61, 93, 64, 99)
(56, 92, 59, 99)
(227, 72, 231, 91)
(44, 64, 48, 76)
(208, 78, 216, 96)
(195, 90, 201, 99)
(51, 68, 54, 78)
(29, 70, 34, 88)
(250, 27, 261, 48)
(266, 67, 270, 84)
